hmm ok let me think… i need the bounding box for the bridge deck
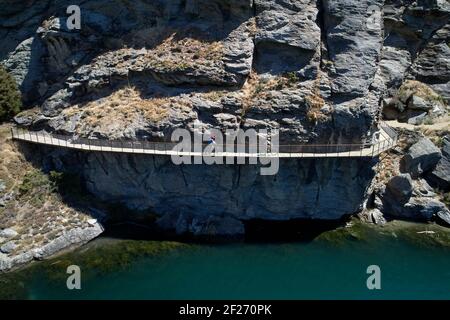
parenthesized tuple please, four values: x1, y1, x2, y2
(11, 123, 397, 158)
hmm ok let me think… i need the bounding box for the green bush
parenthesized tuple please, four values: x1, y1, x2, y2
(0, 65, 22, 122)
(283, 72, 299, 83)
(18, 170, 55, 196)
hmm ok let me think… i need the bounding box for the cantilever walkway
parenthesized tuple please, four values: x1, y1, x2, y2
(11, 122, 397, 159)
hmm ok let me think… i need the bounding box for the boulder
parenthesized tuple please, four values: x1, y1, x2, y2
(369, 209, 387, 225)
(386, 197, 447, 221)
(0, 241, 17, 254)
(401, 138, 442, 178)
(0, 228, 18, 239)
(404, 198, 448, 221)
(0, 192, 14, 207)
(406, 111, 427, 125)
(0, 253, 12, 272)
(408, 95, 433, 111)
(425, 157, 450, 191)
(385, 174, 414, 204)
(13, 112, 35, 126)
(381, 174, 448, 221)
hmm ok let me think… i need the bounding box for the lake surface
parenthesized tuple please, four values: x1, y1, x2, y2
(2, 220, 450, 300)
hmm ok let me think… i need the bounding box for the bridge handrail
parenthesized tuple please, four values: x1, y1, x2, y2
(380, 121, 398, 142)
(10, 124, 397, 157)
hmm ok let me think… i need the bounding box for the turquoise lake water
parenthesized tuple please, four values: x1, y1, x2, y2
(2, 221, 450, 300)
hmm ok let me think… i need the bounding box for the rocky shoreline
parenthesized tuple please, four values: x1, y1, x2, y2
(362, 124, 450, 226)
(0, 124, 106, 272)
(0, 222, 103, 272)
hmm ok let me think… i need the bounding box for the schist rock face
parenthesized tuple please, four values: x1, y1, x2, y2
(2, 0, 392, 144)
(2, 0, 448, 225)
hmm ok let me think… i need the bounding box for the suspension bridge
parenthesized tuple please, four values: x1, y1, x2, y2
(10, 122, 397, 158)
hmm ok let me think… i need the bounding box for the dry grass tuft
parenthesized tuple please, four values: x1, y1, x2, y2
(143, 32, 224, 72)
(240, 71, 261, 117)
(240, 71, 299, 117)
(398, 80, 445, 105)
(63, 87, 192, 133)
(375, 152, 401, 184)
(305, 73, 328, 124)
(247, 18, 258, 37)
(201, 90, 229, 102)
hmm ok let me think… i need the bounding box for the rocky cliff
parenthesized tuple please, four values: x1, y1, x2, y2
(43, 148, 377, 220)
(1, 0, 449, 234)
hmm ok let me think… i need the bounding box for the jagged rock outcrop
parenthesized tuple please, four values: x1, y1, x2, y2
(401, 137, 442, 178)
(426, 157, 450, 191)
(373, 132, 450, 224)
(3, 0, 390, 145)
(380, 174, 449, 221)
(382, 80, 447, 124)
(425, 136, 450, 191)
(382, 0, 450, 100)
